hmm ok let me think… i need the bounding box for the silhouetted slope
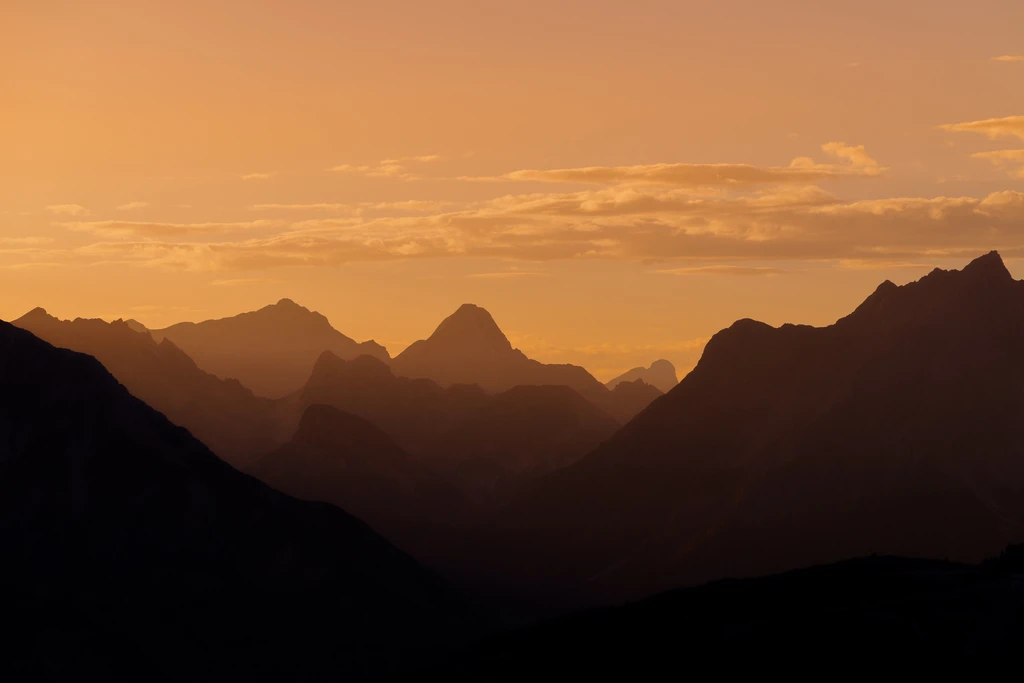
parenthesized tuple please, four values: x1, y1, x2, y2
(0, 321, 469, 680)
(392, 304, 607, 399)
(152, 298, 388, 398)
(422, 385, 620, 507)
(13, 308, 283, 466)
(299, 351, 488, 454)
(606, 359, 679, 393)
(603, 378, 663, 423)
(391, 304, 662, 421)
(414, 550, 1024, 677)
(469, 252, 1024, 605)
(252, 404, 476, 560)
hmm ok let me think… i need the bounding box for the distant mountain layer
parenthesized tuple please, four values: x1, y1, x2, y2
(606, 359, 678, 394)
(152, 298, 389, 398)
(422, 385, 620, 507)
(391, 303, 661, 421)
(12, 308, 285, 465)
(0, 320, 470, 679)
(252, 404, 476, 560)
(466, 251, 1024, 605)
(297, 352, 619, 509)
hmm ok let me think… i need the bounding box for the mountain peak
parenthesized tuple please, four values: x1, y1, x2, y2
(275, 297, 302, 308)
(15, 307, 54, 324)
(960, 250, 1011, 281)
(428, 303, 511, 351)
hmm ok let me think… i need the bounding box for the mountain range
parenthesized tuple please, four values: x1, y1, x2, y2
(463, 251, 1024, 606)
(11, 308, 286, 465)
(606, 359, 678, 393)
(0, 320, 470, 679)
(150, 298, 389, 398)
(5, 250, 1024, 675)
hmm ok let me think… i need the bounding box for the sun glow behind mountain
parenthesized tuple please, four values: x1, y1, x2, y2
(2, 0, 1024, 382)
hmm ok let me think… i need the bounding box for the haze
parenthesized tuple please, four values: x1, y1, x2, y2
(2, 0, 1023, 379)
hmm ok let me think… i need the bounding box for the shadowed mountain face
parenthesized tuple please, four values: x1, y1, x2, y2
(606, 359, 679, 394)
(0, 321, 469, 680)
(466, 251, 1024, 606)
(604, 378, 664, 424)
(12, 309, 285, 465)
(152, 299, 389, 399)
(298, 351, 488, 455)
(391, 304, 662, 421)
(296, 354, 620, 511)
(413, 550, 1024, 677)
(422, 385, 620, 507)
(251, 404, 476, 562)
(392, 304, 608, 398)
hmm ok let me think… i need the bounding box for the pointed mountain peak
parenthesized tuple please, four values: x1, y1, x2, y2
(960, 250, 1011, 281)
(275, 297, 302, 308)
(428, 304, 511, 351)
(15, 307, 55, 324)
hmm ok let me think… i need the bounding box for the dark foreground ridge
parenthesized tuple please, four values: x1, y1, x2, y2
(413, 546, 1024, 677)
(0, 320, 471, 681)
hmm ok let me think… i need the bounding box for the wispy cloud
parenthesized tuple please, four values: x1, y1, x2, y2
(486, 143, 882, 186)
(656, 265, 791, 276)
(241, 172, 274, 181)
(0, 236, 54, 246)
(940, 115, 1024, 142)
(328, 155, 442, 180)
(65, 187, 1024, 271)
(993, 55, 1024, 62)
(64, 219, 278, 237)
(210, 277, 284, 286)
(116, 201, 149, 211)
(467, 271, 550, 279)
(253, 203, 353, 212)
(45, 204, 90, 216)
(971, 149, 1024, 178)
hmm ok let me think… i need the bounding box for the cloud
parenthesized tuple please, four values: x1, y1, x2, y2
(0, 236, 53, 246)
(940, 115, 1024, 142)
(116, 201, 149, 211)
(210, 277, 284, 286)
(993, 55, 1024, 62)
(251, 200, 453, 214)
(328, 155, 441, 180)
(495, 143, 882, 186)
(64, 219, 277, 238)
(253, 203, 353, 212)
(65, 187, 1024, 271)
(971, 149, 1024, 178)
(467, 271, 550, 279)
(241, 172, 274, 181)
(45, 204, 91, 216)
(656, 265, 791, 276)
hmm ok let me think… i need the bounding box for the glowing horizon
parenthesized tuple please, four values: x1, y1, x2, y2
(3, 0, 1023, 380)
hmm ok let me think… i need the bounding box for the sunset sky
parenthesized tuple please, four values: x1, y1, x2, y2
(2, 0, 1023, 379)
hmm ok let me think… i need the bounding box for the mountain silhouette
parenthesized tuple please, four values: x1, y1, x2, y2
(392, 304, 607, 397)
(422, 385, 620, 507)
(603, 378, 664, 423)
(391, 304, 662, 421)
(12, 308, 285, 465)
(251, 404, 476, 561)
(123, 318, 148, 333)
(0, 320, 469, 679)
(414, 550, 1024, 677)
(151, 298, 388, 398)
(298, 351, 488, 455)
(467, 251, 1024, 606)
(606, 359, 678, 393)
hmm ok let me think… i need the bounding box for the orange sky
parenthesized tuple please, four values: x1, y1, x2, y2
(2, 0, 1023, 379)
